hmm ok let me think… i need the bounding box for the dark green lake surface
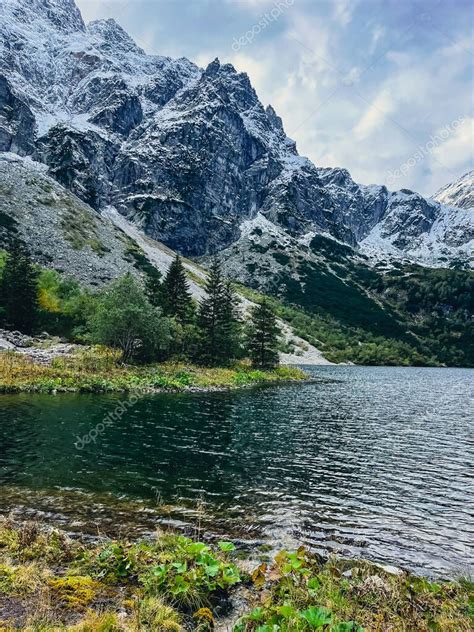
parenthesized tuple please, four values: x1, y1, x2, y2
(1, 366, 473, 577)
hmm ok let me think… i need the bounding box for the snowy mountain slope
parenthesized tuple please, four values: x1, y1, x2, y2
(433, 171, 474, 210)
(0, 0, 198, 143)
(0, 0, 472, 273)
(359, 188, 473, 268)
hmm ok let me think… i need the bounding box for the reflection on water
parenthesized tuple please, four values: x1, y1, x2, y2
(0, 366, 473, 577)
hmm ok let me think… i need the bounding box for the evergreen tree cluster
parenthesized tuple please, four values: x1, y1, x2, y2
(0, 246, 281, 368)
(0, 240, 39, 334)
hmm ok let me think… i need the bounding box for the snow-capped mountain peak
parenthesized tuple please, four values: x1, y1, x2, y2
(433, 171, 474, 210)
(0, 0, 472, 269)
(1, 0, 85, 33)
(87, 18, 145, 55)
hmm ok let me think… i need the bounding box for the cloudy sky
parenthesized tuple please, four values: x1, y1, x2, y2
(76, 0, 473, 196)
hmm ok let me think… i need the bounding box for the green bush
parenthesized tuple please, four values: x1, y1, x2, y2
(88, 274, 173, 363)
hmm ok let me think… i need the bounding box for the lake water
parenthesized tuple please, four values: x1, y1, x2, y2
(0, 366, 473, 577)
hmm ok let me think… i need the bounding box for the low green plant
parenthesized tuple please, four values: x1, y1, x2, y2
(139, 535, 240, 609)
(235, 548, 472, 631)
(48, 575, 100, 608)
(78, 541, 137, 583)
(69, 610, 122, 632)
(0, 561, 47, 595)
(0, 520, 472, 631)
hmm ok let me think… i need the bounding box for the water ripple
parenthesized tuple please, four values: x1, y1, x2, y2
(0, 366, 473, 577)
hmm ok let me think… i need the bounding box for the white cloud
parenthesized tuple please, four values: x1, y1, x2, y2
(432, 117, 474, 170)
(228, 52, 272, 88)
(286, 12, 335, 78)
(440, 34, 474, 58)
(370, 24, 386, 53)
(353, 90, 396, 140)
(385, 50, 412, 66)
(76, 0, 127, 22)
(332, 0, 355, 26)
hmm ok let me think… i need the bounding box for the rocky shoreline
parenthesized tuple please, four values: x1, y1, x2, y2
(0, 518, 471, 631)
(0, 329, 79, 365)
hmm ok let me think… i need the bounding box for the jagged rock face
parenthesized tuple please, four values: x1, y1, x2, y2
(0, 76, 36, 154)
(0, 0, 472, 267)
(434, 171, 474, 210)
(20, 0, 85, 33)
(36, 126, 118, 209)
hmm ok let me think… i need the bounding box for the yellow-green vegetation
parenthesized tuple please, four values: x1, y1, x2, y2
(48, 576, 101, 609)
(237, 548, 473, 631)
(0, 561, 48, 595)
(0, 520, 472, 632)
(0, 348, 306, 393)
(131, 597, 185, 631)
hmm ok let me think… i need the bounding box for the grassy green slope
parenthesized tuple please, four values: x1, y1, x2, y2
(239, 235, 474, 367)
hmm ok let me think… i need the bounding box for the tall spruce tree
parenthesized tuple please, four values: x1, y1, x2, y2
(221, 279, 242, 358)
(162, 255, 194, 322)
(0, 240, 39, 334)
(197, 259, 241, 365)
(246, 298, 280, 368)
(144, 271, 163, 307)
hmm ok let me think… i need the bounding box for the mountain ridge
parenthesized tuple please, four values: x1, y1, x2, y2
(0, 0, 472, 367)
(433, 170, 474, 210)
(0, 0, 472, 271)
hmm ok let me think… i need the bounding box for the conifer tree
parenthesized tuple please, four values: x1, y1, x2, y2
(197, 258, 241, 365)
(246, 298, 280, 368)
(0, 240, 39, 334)
(162, 255, 194, 322)
(221, 279, 242, 359)
(144, 271, 163, 307)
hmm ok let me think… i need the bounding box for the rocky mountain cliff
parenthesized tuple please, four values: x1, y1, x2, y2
(0, 152, 328, 363)
(433, 170, 474, 210)
(1, 0, 472, 273)
(0, 152, 210, 297)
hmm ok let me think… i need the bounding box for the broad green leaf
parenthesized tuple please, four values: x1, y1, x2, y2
(300, 606, 333, 628)
(330, 623, 364, 632)
(248, 607, 265, 622)
(218, 541, 236, 552)
(277, 604, 297, 619)
(308, 576, 321, 592)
